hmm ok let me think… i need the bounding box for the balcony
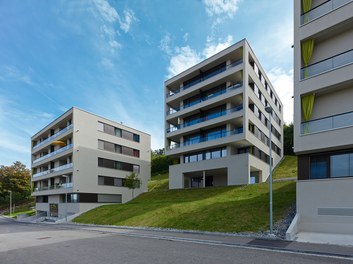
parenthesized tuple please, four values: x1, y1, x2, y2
(34, 182, 73, 192)
(33, 124, 73, 150)
(301, 49, 353, 79)
(300, 0, 353, 25)
(168, 128, 243, 150)
(166, 105, 243, 133)
(301, 110, 353, 134)
(32, 163, 73, 178)
(166, 59, 243, 98)
(32, 144, 73, 164)
(166, 82, 243, 115)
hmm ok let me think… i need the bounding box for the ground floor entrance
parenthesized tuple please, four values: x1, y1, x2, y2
(183, 168, 227, 188)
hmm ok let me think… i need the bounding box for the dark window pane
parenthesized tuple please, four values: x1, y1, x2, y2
(122, 130, 133, 140)
(133, 134, 140, 142)
(104, 124, 115, 135)
(310, 156, 327, 179)
(331, 154, 349, 177)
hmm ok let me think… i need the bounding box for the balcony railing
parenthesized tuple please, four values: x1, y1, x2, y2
(166, 82, 243, 115)
(301, 111, 353, 134)
(168, 128, 243, 150)
(32, 144, 73, 164)
(301, 49, 353, 79)
(33, 124, 73, 150)
(34, 182, 73, 192)
(166, 59, 243, 98)
(32, 163, 73, 178)
(301, 0, 353, 25)
(166, 105, 243, 133)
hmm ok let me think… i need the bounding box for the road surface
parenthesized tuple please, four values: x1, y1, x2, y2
(0, 216, 352, 264)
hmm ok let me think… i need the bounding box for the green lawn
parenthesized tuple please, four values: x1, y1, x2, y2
(148, 172, 169, 191)
(74, 181, 295, 232)
(273, 155, 297, 179)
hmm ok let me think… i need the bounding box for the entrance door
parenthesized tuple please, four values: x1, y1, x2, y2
(205, 176, 213, 187)
(50, 204, 58, 217)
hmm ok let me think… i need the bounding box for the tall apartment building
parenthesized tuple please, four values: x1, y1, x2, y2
(164, 39, 283, 189)
(291, 0, 353, 237)
(31, 107, 151, 218)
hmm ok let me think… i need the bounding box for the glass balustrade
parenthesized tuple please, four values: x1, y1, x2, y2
(166, 82, 243, 115)
(33, 144, 73, 164)
(33, 163, 73, 178)
(34, 182, 73, 192)
(168, 127, 243, 150)
(166, 105, 243, 133)
(166, 59, 243, 98)
(301, 111, 353, 134)
(301, 0, 353, 25)
(301, 49, 353, 79)
(33, 124, 73, 149)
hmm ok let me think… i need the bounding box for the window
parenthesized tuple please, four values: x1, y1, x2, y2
(133, 134, 140, 142)
(310, 156, 327, 179)
(98, 158, 139, 172)
(98, 122, 104, 131)
(115, 128, 122, 137)
(331, 154, 353, 177)
(98, 175, 126, 187)
(122, 130, 133, 141)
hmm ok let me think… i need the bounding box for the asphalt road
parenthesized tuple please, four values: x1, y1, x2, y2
(0, 216, 352, 264)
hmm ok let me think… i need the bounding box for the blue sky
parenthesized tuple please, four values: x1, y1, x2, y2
(0, 0, 293, 167)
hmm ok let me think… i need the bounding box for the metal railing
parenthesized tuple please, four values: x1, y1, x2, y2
(301, 49, 353, 79)
(301, 110, 353, 134)
(166, 82, 243, 115)
(168, 128, 243, 150)
(33, 124, 73, 150)
(301, 0, 353, 25)
(166, 59, 243, 98)
(34, 182, 73, 192)
(32, 163, 73, 178)
(32, 144, 73, 164)
(166, 105, 243, 133)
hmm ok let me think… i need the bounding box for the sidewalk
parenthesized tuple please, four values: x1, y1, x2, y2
(58, 223, 353, 260)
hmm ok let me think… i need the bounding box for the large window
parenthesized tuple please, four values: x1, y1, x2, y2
(184, 147, 227, 163)
(98, 175, 126, 187)
(98, 140, 140, 158)
(330, 153, 353, 178)
(310, 152, 353, 180)
(98, 121, 140, 142)
(98, 157, 140, 173)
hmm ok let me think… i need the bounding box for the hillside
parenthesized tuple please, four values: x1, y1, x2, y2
(74, 156, 297, 232)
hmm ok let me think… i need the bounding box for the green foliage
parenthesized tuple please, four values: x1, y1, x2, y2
(283, 123, 294, 155)
(0, 162, 32, 207)
(151, 148, 172, 175)
(124, 172, 141, 189)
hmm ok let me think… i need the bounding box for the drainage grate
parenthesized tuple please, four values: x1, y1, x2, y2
(247, 239, 292, 248)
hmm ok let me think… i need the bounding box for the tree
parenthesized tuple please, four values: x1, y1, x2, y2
(124, 172, 141, 198)
(151, 148, 173, 175)
(0, 162, 31, 207)
(283, 123, 294, 155)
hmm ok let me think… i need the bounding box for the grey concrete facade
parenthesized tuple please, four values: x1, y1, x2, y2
(165, 39, 283, 189)
(291, 0, 353, 237)
(31, 107, 151, 218)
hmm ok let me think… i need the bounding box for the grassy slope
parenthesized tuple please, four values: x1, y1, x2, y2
(273, 155, 297, 179)
(74, 182, 295, 232)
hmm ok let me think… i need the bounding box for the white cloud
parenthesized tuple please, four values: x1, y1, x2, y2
(118, 9, 137, 33)
(0, 65, 33, 85)
(202, 35, 233, 58)
(159, 33, 172, 55)
(203, 0, 240, 17)
(183, 33, 189, 42)
(267, 67, 294, 124)
(166, 35, 233, 77)
(93, 0, 119, 23)
(167, 46, 202, 77)
(203, 0, 241, 25)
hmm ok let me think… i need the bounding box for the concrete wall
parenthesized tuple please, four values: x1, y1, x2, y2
(297, 178, 353, 234)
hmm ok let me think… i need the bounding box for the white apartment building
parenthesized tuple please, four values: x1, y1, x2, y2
(164, 39, 283, 189)
(31, 107, 151, 218)
(289, 0, 353, 238)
